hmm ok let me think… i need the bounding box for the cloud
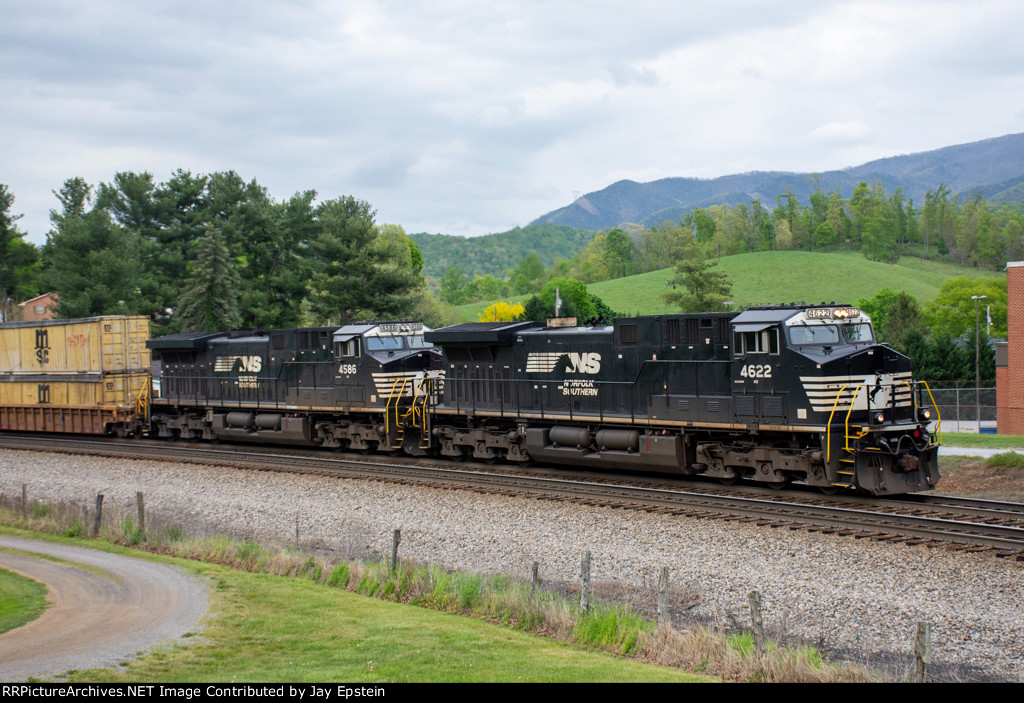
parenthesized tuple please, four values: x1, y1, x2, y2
(808, 121, 874, 144)
(2, 1, 1024, 242)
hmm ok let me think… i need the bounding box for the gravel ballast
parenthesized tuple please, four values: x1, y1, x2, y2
(2, 448, 1022, 682)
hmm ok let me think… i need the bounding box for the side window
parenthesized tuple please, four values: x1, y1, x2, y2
(337, 339, 361, 358)
(734, 328, 779, 355)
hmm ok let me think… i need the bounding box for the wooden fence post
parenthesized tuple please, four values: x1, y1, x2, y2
(530, 561, 539, 597)
(912, 622, 932, 683)
(93, 494, 104, 536)
(749, 590, 765, 654)
(580, 550, 591, 612)
(657, 567, 670, 627)
(390, 529, 401, 574)
(136, 492, 145, 535)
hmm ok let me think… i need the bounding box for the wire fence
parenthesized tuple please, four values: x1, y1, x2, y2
(922, 385, 997, 431)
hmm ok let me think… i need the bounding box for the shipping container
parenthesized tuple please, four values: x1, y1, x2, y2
(0, 316, 150, 375)
(0, 373, 150, 408)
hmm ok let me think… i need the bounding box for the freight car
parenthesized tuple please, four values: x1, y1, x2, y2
(0, 316, 151, 434)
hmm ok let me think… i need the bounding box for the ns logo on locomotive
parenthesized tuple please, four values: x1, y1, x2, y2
(0, 307, 941, 496)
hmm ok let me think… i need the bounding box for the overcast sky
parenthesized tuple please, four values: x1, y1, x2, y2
(3, 0, 1023, 244)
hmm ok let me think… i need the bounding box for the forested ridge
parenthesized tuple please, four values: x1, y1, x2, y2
(0, 171, 437, 333)
(531, 132, 1024, 230)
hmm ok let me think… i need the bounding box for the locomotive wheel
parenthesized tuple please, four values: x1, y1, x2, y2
(717, 476, 738, 486)
(818, 485, 842, 495)
(768, 480, 788, 490)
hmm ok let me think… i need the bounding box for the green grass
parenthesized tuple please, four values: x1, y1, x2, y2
(58, 553, 710, 683)
(0, 566, 48, 634)
(452, 250, 989, 321)
(941, 433, 1024, 449)
(591, 251, 991, 317)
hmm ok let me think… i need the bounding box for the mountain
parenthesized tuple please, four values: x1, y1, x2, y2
(409, 224, 596, 281)
(530, 133, 1024, 230)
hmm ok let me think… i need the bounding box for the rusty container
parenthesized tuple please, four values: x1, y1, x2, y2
(0, 315, 150, 375)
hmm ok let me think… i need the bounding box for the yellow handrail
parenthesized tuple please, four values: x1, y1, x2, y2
(825, 384, 847, 464)
(136, 376, 151, 422)
(844, 384, 870, 453)
(918, 380, 942, 445)
(385, 376, 410, 437)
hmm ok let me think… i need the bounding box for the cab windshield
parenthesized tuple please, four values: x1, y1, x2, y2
(841, 323, 874, 343)
(366, 336, 404, 351)
(789, 324, 839, 345)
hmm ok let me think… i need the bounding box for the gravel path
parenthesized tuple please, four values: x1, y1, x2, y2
(0, 535, 209, 681)
(2, 448, 1022, 682)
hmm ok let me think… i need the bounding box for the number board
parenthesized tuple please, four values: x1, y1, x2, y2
(805, 307, 860, 319)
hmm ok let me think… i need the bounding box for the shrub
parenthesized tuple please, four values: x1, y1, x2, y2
(64, 516, 85, 538)
(327, 563, 350, 588)
(986, 451, 1024, 468)
(120, 516, 145, 545)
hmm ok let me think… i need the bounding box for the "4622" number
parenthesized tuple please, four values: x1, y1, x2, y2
(740, 364, 772, 379)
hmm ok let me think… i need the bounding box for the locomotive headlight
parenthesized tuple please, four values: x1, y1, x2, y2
(874, 412, 886, 424)
(919, 408, 932, 421)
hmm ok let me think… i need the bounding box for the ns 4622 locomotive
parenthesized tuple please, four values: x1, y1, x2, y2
(423, 305, 940, 496)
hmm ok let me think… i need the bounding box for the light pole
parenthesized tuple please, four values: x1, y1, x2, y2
(972, 294, 987, 432)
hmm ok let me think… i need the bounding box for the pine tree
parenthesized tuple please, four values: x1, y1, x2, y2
(661, 240, 733, 313)
(177, 227, 241, 332)
(307, 197, 420, 325)
(42, 178, 158, 318)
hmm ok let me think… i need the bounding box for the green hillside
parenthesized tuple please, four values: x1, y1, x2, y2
(455, 251, 993, 321)
(410, 224, 597, 280)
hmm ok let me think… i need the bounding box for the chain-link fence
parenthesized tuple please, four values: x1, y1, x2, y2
(922, 384, 997, 432)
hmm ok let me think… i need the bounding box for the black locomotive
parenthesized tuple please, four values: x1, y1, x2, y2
(145, 305, 940, 496)
(149, 322, 442, 452)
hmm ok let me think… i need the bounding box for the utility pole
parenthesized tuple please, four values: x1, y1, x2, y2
(972, 294, 987, 432)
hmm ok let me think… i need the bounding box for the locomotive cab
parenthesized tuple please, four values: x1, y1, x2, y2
(332, 321, 443, 409)
(728, 305, 939, 494)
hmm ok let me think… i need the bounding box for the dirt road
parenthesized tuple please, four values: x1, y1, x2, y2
(0, 536, 209, 681)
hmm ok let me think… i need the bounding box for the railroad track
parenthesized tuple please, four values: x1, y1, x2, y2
(2, 433, 1023, 560)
